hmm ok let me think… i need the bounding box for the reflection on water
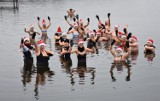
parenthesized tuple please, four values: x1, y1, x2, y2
(110, 61, 131, 82)
(60, 57, 95, 90)
(34, 67, 54, 100)
(71, 61, 96, 86)
(144, 52, 155, 63)
(130, 52, 139, 65)
(21, 61, 35, 89)
(21, 63, 55, 100)
(1, 0, 160, 100)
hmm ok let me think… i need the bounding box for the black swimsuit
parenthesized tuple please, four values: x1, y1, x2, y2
(87, 39, 96, 49)
(61, 46, 71, 60)
(37, 52, 50, 67)
(77, 46, 86, 67)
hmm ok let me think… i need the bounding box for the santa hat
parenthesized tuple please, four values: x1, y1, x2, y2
(42, 19, 46, 25)
(37, 40, 46, 46)
(89, 31, 95, 36)
(56, 26, 62, 33)
(96, 31, 101, 35)
(147, 39, 153, 44)
(23, 37, 30, 42)
(79, 19, 83, 24)
(78, 39, 84, 44)
(73, 22, 78, 27)
(131, 36, 137, 41)
(116, 47, 123, 52)
(118, 31, 123, 37)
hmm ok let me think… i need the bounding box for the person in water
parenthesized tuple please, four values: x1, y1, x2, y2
(65, 15, 90, 39)
(60, 39, 72, 60)
(37, 16, 51, 42)
(129, 36, 139, 53)
(32, 33, 54, 67)
(24, 25, 40, 44)
(67, 8, 76, 19)
(60, 39, 72, 67)
(59, 32, 69, 46)
(71, 39, 93, 67)
(20, 37, 34, 64)
(110, 40, 130, 63)
(144, 39, 155, 54)
(54, 26, 63, 45)
(104, 13, 111, 39)
(86, 30, 97, 53)
(67, 22, 80, 46)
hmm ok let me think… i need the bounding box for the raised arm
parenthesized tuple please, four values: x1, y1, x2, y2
(24, 28, 30, 34)
(32, 32, 39, 55)
(123, 41, 131, 59)
(84, 18, 90, 28)
(64, 15, 73, 27)
(37, 17, 42, 30)
(46, 16, 51, 29)
(110, 40, 116, 57)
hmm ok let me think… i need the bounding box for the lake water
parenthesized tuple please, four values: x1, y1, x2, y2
(0, 0, 160, 101)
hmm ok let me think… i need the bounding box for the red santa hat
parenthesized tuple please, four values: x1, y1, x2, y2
(96, 31, 101, 35)
(42, 19, 46, 25)
(79, 19, 83, 24)
(131, 36, 138, 41)
(78, 39, 84, 44)
(147, 39, 153, 44)
(56, 26, 62, 33)
(37, 40, 46, 46)
(116, 47, 123, 52)
(23, 37, 30, 43)
(89, 31, 95, 36)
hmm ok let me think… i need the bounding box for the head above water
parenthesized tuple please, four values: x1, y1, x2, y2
(37, 40, 46, 50)
(115, 47, 123, 57)
(147, 39, 153, 46)
(30, 25, 34, 31)
(114, 25, 119, 31)
(42, 19, 46, 28)
(130, 36, 137, 43)
(78, 39, 84, 47)
(23, 37, 30, 44)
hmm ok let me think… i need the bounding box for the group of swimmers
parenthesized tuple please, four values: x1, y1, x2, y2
(20, 8, 156, 71)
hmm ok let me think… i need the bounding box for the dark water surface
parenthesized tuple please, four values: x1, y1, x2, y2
(0, 0, 160, 101)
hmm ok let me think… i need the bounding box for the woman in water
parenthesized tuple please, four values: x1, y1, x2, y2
(54, 26, 63, 45)
(129, 36, 139, 53)
(144, 39, 155, 54)
(32, 33, 54, 67)
(24, 25, 40, 44)
(110, 40, 130, 63)
(20, 37, 34, 65)
(37, 16, 51, 42)
(71, 39, 93, 67)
